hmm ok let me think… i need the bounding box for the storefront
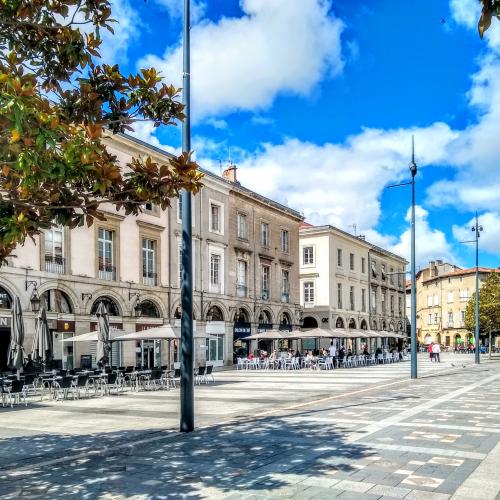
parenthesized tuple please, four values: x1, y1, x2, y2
(51, 320, 75, 369)
(206, 321, 225, 366)
(135, 323, 163, 368)
(0, 315, 11, 372)
(233, 322, 251, 362)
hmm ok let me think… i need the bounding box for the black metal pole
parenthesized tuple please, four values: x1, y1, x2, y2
(180, 0, 194, 433)
(410, 137, 417, 379)
(474, 212, 480, 364)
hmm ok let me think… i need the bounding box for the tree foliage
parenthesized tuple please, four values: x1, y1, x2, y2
(465, 273, 500, 333)
(0, 0, 203, 265)
(479, 0, 500, 38)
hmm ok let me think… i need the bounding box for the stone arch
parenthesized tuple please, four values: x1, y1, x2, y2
(335, 316, 345, 329)
(87, 289, 126, 316)
(303, 316, 318, 328)
(90, 295, 122, 317)
(234, 306, 251, 323)
(360, 319, 368, 330)
(171, 300, 198, 321)
(134, 293, 167, 318)
(0, 278, 23, 310)
(258, 308, 273, 325)
(348, 317, 357, 329)
(206, 305, 225, 322)
(136, 299, 161, 318)
(37, 282, 80, 314)
(279, 310, 293, 326)
(0, 282, 14, 310)
(40, 289, 74, 314)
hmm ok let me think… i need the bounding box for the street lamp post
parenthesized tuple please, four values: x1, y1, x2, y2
(180, 0, 194, 433)
(386, 137, 418, 379)
(472, 213, 483, 364)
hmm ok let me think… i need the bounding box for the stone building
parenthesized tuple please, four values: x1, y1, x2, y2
(299, 225, 407, 349)
(0, 133, 302, 370)
(416, 260, 500, 348)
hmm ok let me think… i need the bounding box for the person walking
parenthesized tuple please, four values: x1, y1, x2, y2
(432, 342, 441, 363)
(428, 342, 434, 362)
(328, 341, 337, 368)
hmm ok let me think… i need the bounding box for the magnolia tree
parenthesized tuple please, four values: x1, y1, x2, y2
(0, 0, 203, 265)
(479, 0, 500, 38)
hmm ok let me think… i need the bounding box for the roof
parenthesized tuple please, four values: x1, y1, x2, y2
(300, 222, 314, 229)
(423, 267, 500, 284)
(109, 133, 303, 221)
(300, 224, 407, 264)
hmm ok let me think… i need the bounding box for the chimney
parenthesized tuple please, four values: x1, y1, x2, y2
(222, 164, 237, 183)
(358, 235, 366, 240)
(436, 259, 443, 265)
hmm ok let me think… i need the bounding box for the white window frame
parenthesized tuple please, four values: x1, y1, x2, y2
(98, 228, 115, 280)
(142, 238, 156, 285)
(261, 222, 270, 248)
(361, 288, 366, 312)
(304, 281, 315, 305)
(361, 257, 366, 274)
(208, 199, 224, 235)
(337, 248, 343, 267)
(337, 283, 343, 309)
(303, 246, 314, 266)
(447, 291, 454, 303)
(281, 269, 290, 303)
(349, 285, 355, 311)
(280, 229, 289, 253)
(261, 264, 270, 300)
(349, 253, 354, 271)
(237, 212, 247, 240)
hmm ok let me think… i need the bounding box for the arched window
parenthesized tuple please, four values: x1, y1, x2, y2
(235, 307, 249, 323)
(280, 312, 292, 326)
(348, 318, 356, 329)
(91, 296, 121, 316)
(258, 310, 272, 324)
(138, 300, 160, 318)
(303, 316, 318, 328)
(360, 319, 368, 330)
(0, 286, 12, 310)
(206, 305, 224, 322)
(40, 289, 73, 314)
(336, 317, 345, 329)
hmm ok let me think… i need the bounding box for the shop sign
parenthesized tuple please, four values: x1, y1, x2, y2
(233, 322, 251, 339)
(57, 320, 75, 333)
(0, 316, 11, 328)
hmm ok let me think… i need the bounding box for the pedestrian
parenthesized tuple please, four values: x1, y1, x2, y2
(428, 342, 434, 362)
(432, 342, 441, 362)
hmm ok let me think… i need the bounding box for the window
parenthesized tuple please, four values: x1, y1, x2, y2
(459, 289, 470, 302)
(337, 248, 343, 267)
(381, 291, 386, 312)
(210, 203, 221, 233)
(390, 295, 394, 314)
(371, 290, 377, 312)
(427, 313, 432, 325)
(98, 228, 115, 280)
(433, 294, 439, 306)
(390, 267, 394, 284)
(210, 254, 221, 289)
(281, 270, 290, 303)
(361, 289, 366, 312)
(349, 253, 354, 271)
(142, 239, 157, 285)
(261, 222, 270, 247)
(237, 213, 247, 239)
(361, 257, 366, 274)
(280, 229, 289, 253)
(398, 296, 402, 316)
(143, 202, 159, 215)
(44, 227, 65, 273)
(427, 295, 433, 307)
(261, 265, 270, 300)
(237, 260, 247, 297)
(371, 260, 378, 278)
(303, 246, 314, 265)
(337, 283, 343, 309)
(434, 313, 439, 324)
(447, 291, 454, 303)
(448, 311, 453, 327)
(304, 282, 315, 304)
(177, 197, 183, 221)
(349, 286, 355, 311)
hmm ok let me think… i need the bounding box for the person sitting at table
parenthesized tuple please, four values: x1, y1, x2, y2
(362, 346, 370, 357)
(375, 346, 383, 363)
(24, 354, 35, 373)
(248, 353, 254, 360)
(338, 346, 345, 363)
(269, 349, 277, 361)
(347, 348, 353, 359)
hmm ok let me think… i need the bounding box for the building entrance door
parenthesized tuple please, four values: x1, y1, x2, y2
(0, 327, 11, 372)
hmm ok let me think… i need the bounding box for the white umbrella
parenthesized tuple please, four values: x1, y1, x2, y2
(31, 307, 52, 366)
(8, 297, 25, 376)
(112, 324, 178, 341)
(61, 328, 123, 342)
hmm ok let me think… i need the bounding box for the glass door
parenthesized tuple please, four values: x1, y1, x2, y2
(207, 334, 224, 366)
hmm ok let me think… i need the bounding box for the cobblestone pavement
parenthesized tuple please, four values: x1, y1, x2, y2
(1, 353, 499, 499)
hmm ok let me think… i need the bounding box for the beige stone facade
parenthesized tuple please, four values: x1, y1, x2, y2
(0, 133, 302, 370)
(416, 260, 500, 347)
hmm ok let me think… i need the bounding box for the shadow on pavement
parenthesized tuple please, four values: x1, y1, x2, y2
(0, 410, 375, 498)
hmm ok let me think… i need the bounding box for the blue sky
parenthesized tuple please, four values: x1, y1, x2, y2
(105, 0, 500, 270)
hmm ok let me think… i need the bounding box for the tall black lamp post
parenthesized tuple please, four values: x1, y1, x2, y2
(472, 213, 483, 363)
(180, 0, 194, 433)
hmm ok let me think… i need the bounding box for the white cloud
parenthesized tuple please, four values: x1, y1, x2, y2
(388, 206, 458, 268)
(450, 0, 479, 29)
(154, 0, 206, 23)
(205, 117, 228, 130)
(139, 0, 344, 119)
(129, 121, 180, 155)
(452, 211, 500, 257)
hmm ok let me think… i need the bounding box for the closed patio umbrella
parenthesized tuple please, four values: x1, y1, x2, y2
(95, 302, 111, 370)
(31, 307, 52, 368)
(7, 296, 25, 377)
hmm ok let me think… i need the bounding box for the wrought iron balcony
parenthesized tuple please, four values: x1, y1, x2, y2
(44, 254, 65, 274)
(142, 270, 158, 286)
(98, 260, 116, 281)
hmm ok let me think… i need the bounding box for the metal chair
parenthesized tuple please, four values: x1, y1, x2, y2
(195, 366, 206, 385)
(3, 380, 27, 408)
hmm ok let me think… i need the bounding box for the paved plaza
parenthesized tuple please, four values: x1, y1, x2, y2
(1, 353, 500, 499)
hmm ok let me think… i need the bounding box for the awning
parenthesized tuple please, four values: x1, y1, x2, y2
(299, 328, 351, 339)
(242, 329, 288, 340)
(113, 324, 178, 341)
(61, 328, 123, 342)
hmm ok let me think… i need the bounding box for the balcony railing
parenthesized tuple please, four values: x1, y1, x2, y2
(236, 284, 247, 298)
(98, 261, 116, 281)
(44, 254, 65, 274)
(281, 292, 289, 303)
(142, 270, 158, 286)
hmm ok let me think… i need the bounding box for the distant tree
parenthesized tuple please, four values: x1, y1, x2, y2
(465, 273, 500, 335)
(479, 0, 500, 38)
(0, 0, 203, 265)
